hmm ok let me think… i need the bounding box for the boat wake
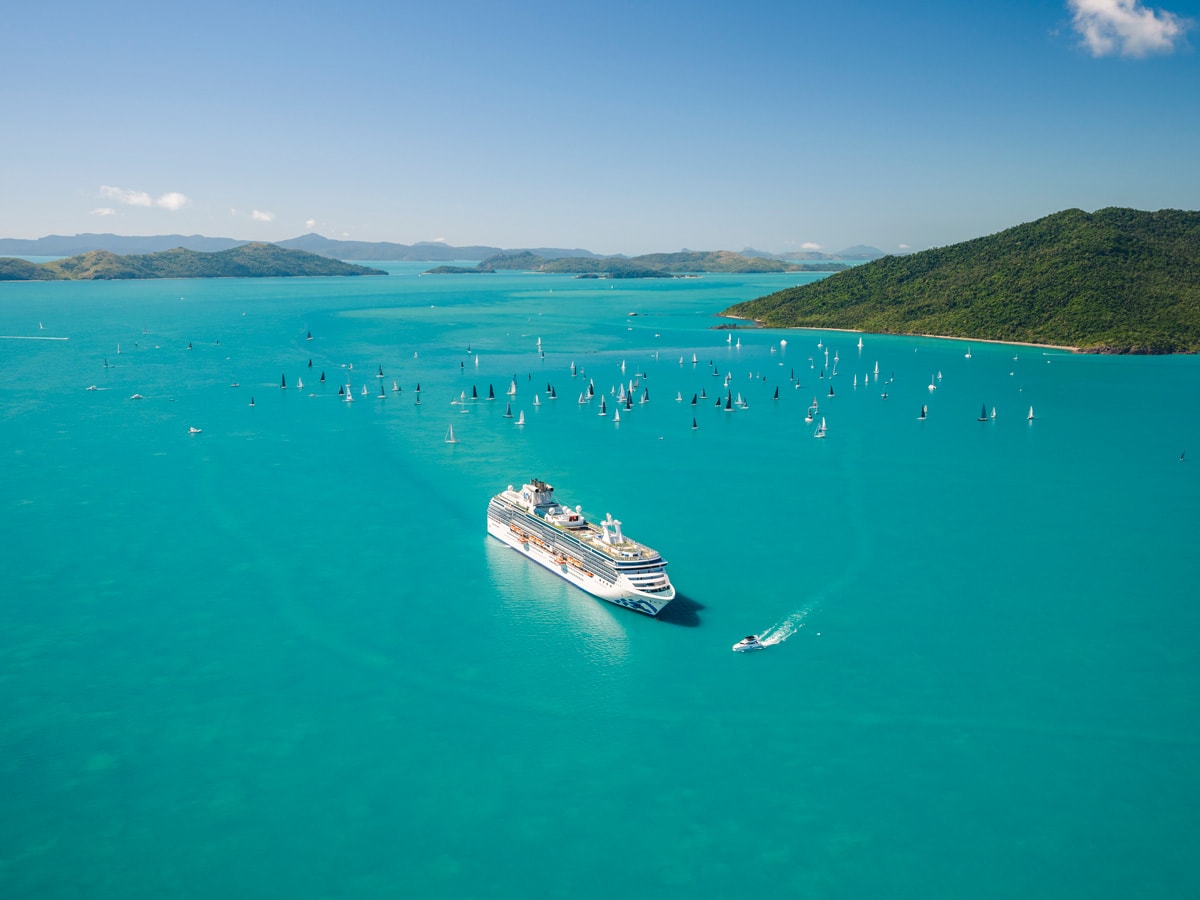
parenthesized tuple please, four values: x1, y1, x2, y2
(758, 607, 815, 647)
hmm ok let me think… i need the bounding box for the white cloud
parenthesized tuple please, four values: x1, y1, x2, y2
(98, 185, 188, 210)
(100, 185, 152, 207)
(305, 218, 317, 231)
(1068, 0, 1190, 57)
(91, 207, 116, 217)
(898, 243, 911, 250)
(155, 192, 189, 210)
(800, 241, 822, 251)
(252, 209, 275, 222)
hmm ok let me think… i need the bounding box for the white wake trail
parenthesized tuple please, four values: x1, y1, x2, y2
(759, 607, 815, 646)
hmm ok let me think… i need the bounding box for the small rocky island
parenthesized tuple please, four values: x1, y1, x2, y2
(425, 250, 847, 278)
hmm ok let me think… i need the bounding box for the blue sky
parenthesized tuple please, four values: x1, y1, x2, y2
(1, 0, 1196, 254)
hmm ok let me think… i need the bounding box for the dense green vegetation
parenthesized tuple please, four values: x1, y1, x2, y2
(0, 258, 56, 280)
(724, 208, 1200, 353)
(0, 243, 386, 280)
(432, 250, 847, 277)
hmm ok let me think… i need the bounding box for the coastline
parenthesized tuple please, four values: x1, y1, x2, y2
(717, 315, 1084, 352)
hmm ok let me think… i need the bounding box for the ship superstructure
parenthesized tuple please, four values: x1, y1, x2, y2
(487, 479, 675, 616)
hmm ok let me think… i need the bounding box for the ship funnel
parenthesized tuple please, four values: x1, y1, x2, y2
(613, 518, 623, 543)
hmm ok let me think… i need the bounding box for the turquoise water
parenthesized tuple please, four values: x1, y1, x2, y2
(3, 265, 1199, 898)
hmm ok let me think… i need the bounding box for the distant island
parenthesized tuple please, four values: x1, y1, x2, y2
(723, 208, 1200, 354)
(0, 232, 887, 264)
(0, 243, 387, 281)
(425, 250, 849, 278)
(0, 232, 606, 262)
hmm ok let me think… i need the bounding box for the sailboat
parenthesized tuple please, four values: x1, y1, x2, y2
(320, 372, 326, 383)
(918, 404, 927, 420)
(599, 397, 607, 416)
(249, 397, 255, 407)
(378, 364, 384, 378)
(307, 330, 313, 341)
(773, 386, 779, 400)
(857, 336, 863, 350)
(828, 385, 834, 397)
(471, 385, 478, 400)
(978, 403, 989, 422)
(991, 407, 997, 419)
(814, 417, 827, 439)
(393, 380, 400, 393)
(379, 383, 386, 398)
(445, 424, 457, 444)
(533, 393, 541, 406)
(692, 417, 698, 430)
(965, 346, 972, 359)
(307, 359, 313, 368)
(516, 411, 525, 426)
(1028, 406, 1035, 421)
(344, 384, 354, 402)
(361, 385, 368, 397)
(281, 374, 287, 389)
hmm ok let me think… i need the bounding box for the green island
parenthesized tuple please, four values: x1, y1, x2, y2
(722, 208, 1200, 354)
(0, 242, 387, 280)
(425, 250, 848, 278)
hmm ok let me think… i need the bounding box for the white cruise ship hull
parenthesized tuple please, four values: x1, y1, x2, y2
(487, 515, 674, 617)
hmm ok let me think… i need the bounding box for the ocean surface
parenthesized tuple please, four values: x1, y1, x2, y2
(3, 264, 1198, 898)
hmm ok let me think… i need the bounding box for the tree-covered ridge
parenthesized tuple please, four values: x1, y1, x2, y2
(723, 208, 1200, 353)
(0, 243, 387, 280)
(427, 250, 849, 277)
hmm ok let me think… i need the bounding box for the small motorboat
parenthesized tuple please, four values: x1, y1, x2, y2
(732, 635, 765, 653)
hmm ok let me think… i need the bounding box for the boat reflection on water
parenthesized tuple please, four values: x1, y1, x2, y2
(484, 540, 630, 666)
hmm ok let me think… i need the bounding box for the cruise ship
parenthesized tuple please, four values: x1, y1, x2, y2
(487, 479, 676, 616)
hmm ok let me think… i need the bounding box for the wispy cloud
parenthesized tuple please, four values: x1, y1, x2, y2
(305, 218, 317, 231)
(90, 207, 116, 217)
(1068, 0, 1190, 57)
(98, 185, 189, 210)
(100, 185, 152, 207)
(800, 241, 821, 251)
(251, 210, 275, 222)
